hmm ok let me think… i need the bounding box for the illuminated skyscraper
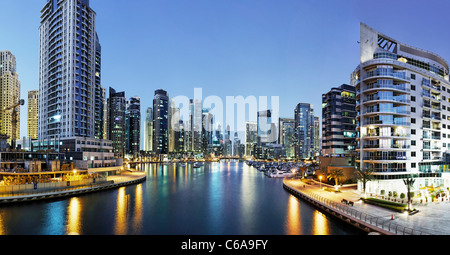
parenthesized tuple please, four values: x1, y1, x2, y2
(294, 103, 314, 159)
(352, 23, 450, 194)
(144, 107, 153, 152)
(0, 50, 21, 145)
(39, 0, 103, 140)
(153, 89, 169, 154)
(126, 96, 141, 156)
(322, 84, 356, 156)
(27, 90, 39, 140)
(108, 87, 126, 158)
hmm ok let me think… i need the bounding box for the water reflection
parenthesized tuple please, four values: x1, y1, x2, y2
(0, 161, 363, 235)
(132, 184, 143, 234)
(67, 197, 82, 235)
(286, 195, 301, 235)
(312, 211, 329, 235)
(114, 187, 128, 235)
(0, 211, 6, 235)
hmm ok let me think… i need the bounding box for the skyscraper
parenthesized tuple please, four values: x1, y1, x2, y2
(278, 118, 295, 158)
(108, 87, 126, 158)
(314, 116, 320, 156)
(245, 122, 257, 157)
(352, 23, 450, 194)
(27, 90, 39, 140)
(144, 107, 153, 152)
(294, 103, 314, 159)
(126, 96, 141, 156)
(322, 84, 357, 156)
(39, 0, 103, 140)
(153, 89, 169, 154)
(0, 50, 21, 145)
(192, 98, 203, 152)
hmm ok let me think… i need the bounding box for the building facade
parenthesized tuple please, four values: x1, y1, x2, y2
(126, 96, 140, 157)
(0, 50, 21, 145)
(245, 122, 257, 157)
(153, 89, 169, 154)
(108, 87, 126, 158)
(27, 90, 39, 140)
(294, 103, 314, 159)
(279, 118, 296, 159)
(39, 0, 103, 140)
(144, 107, 153, 152)
(322, 84, 357, 156)
(352, 23, 450, 195)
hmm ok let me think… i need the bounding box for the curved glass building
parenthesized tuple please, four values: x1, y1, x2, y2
(352, 23, 450, 194)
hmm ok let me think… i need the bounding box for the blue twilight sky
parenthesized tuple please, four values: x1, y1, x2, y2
(2, 0, 450, 147)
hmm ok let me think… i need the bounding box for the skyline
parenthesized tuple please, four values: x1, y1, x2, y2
(3, 0, 450, 147)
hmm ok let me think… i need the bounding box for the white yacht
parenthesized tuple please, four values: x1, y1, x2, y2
(268, 170, 294, 178)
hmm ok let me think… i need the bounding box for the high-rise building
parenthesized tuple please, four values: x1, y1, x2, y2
(294, 103, 314, 159)
(39, 0, 103, 139)
(126, 96, 141, 156)
(174, 120, 185, 153)
(278, 118, 295, 158)
(192, 98, 203, 152)
(245, 122, 257, 157)
(101, 87, 108, 140)
(352, 23, 450, 194)
(153, 89, 169, 154)
(0, 50, 21, 145)
(255, 110, 277, 159)
(108, 87, 126, 158)
(322, 84, 357, 156)
(257, 110, 276, 145)
(202, 109, 213, 153)
(144, 107, 153, 152)
(314, 116, 320, 156)
(27, 90, 39, 140)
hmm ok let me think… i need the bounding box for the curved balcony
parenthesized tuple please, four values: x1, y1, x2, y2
(357, 133, 410, 140)
(358, 83, 410, 95)
(358, 144, 410, 151)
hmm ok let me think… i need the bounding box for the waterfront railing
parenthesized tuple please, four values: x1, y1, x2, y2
(284, 180, 430, 235)
(0, 175, 145, 199)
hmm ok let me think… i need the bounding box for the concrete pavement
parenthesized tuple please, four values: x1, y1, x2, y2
(284, 178, 450, 235)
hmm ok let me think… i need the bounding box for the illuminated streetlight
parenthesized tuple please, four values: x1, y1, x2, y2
(319, 175, 323, 189)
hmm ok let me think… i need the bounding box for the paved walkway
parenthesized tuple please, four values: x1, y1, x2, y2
(284, 178, 450, 235)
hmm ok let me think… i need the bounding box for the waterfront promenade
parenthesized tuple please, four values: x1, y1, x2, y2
(284, 178, 450, 235)
(0, 170, 146, 204)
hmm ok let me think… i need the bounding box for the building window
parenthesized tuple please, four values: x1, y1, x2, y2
(411, 74, 416, 80)
(412, 163, 416, 168)
(412, 152, 416, 157)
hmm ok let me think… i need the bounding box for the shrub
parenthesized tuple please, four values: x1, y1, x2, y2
(400, 193, 405, 199)
(380, 190, 385, 196)
(361, 198, 406, 213)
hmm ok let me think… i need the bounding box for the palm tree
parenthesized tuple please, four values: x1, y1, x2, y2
(327, 168, 345, 191)
(403, 175, 416, 212)
(354, 167, 375, 198)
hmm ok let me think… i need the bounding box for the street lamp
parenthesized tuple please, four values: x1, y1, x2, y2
(319, 175, 323, 189)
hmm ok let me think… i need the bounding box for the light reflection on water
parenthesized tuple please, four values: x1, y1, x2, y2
(0, 161, 363, 235)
